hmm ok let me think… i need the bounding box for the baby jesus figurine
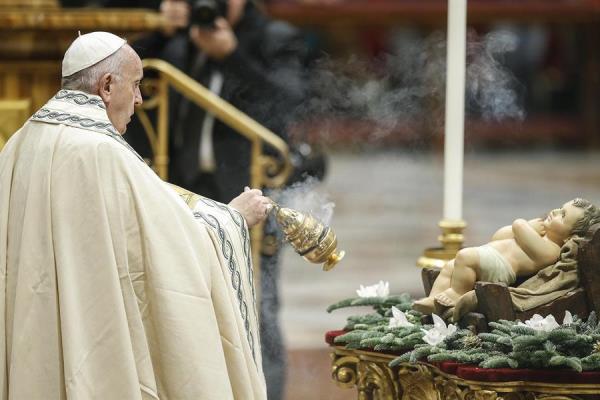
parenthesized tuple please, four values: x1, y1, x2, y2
(413, 198, 600, 315)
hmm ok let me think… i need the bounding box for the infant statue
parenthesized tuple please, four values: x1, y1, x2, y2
(413, 198, 600, 315)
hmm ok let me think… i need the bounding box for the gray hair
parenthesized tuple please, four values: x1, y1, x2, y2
(61, 46, 128, 93)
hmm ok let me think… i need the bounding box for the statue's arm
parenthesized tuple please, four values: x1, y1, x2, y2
(512, 218, 560, 266)
(491, 219, 544, 241)
(491, 225, 513, 241)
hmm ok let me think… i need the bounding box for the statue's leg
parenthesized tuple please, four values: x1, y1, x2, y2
(434, 248, 479, 307)
(428, 260, 455, 297)
(413, 260, 455, 314)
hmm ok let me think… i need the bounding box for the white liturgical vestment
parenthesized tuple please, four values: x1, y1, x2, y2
(0, 90, 266, 399)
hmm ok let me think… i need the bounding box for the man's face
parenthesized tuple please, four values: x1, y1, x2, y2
(544, 200, 584, 241)
(106, 46, 143, 134)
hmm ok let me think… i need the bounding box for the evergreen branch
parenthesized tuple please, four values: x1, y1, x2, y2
(548, 328, 577, 342)
(510, 325, 537, 336)
(581, 353, 600, 370)
(488, 321, 513, 335)
(549, 355, 583, 372)
(480, 355, 518, 369)
(327, 298, 355, 312)
(389, 352, 411, 367)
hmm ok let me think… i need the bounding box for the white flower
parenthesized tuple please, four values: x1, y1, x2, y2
(563, 311, 573, 325)
(356, 280, 389, 298)
(421, 314, 457, 346)
(518, 314, 560, 332)
(388, 306, 414, 329)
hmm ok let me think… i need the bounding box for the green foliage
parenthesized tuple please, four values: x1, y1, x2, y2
(581, 353, 600, 370)
(374, 343, 402, 352)
(496, 336, 513, 347)
(549, 355, 582, 372)
(510, 324, 537, 336)
(480, 355, 518, 369)
(394, 313, 600, 371)
(479, 333, 512, 351)
(512, 334, 548, 351)
(326, 293, 414, 314)
(479, 333, 505, 342)
(344, 313, 387, 330)
(326, 298, 355, 312)
(444, 329, 471, 347)
(427, 352, 462, 363)
(389, 352, 411, 367)
(581, 312, 599, 335)
(548, 328, 577, 341)
(409, 344, 440, 363)
(329, 292, 600, 373)
(334, 329, 383, 347)
(488, 321, 513, 335)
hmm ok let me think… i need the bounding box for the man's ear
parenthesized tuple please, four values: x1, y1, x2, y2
(97, 72, 113, 104)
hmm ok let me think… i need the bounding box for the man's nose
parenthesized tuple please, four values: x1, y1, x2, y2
(134, 88, 143, 106)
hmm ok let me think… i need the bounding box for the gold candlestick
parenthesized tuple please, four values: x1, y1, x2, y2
(417, 219, 466, 269)
(271, 203, 345, 271)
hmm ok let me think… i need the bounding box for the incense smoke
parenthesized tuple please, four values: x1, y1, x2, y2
(272, 176, 335, 226)
(296, 29, 525, 144)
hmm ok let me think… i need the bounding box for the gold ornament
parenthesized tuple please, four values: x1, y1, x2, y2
(271, 202, 345, 271)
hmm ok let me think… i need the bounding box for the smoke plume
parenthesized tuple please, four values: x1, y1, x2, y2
(297, 29, 525, 143)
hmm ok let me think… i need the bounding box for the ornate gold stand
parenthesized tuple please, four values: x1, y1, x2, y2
(417, 219, 466, 269)
(0, 2, 163, 148)
(331, 346, 600, 400)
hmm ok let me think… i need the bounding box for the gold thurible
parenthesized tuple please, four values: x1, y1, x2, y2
(270, 202, 345, 271)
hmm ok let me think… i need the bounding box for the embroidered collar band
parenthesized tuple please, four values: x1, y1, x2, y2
(30, 90, 143, 162)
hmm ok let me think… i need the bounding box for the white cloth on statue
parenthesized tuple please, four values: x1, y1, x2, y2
(0, 89, 266, 399)
(477, 244, 517, 285)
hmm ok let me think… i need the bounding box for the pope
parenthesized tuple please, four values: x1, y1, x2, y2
(0, 31, 270, 399)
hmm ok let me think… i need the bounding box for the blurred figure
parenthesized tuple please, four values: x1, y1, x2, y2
(123, 0, 307, 202)
(103, 0, 310, 398)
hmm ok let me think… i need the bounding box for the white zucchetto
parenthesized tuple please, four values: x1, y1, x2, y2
(62, 31, 127, 77)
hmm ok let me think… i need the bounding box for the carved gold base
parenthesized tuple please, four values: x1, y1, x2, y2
(417, 219, 466, 269)
(331, 346, 600, 400)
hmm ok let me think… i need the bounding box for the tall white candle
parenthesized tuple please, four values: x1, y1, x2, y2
(443, 0, 467, 221)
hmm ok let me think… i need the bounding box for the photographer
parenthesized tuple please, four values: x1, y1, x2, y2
(122, 0, 308, 201)
(104, 0, 311, 398)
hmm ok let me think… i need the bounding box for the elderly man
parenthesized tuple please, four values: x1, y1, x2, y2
(0, 32, 269, 399)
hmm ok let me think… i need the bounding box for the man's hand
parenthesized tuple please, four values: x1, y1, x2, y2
(229, 187, 272, 228)
(160, 0, 190, 36)
(528, 218, 546, 236)
(189, 18, 238, 60)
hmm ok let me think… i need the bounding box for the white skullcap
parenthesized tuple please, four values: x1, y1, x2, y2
(62, 31, 127, 77)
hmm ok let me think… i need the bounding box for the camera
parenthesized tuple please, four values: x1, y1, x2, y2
(189, 0, 228, 28)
